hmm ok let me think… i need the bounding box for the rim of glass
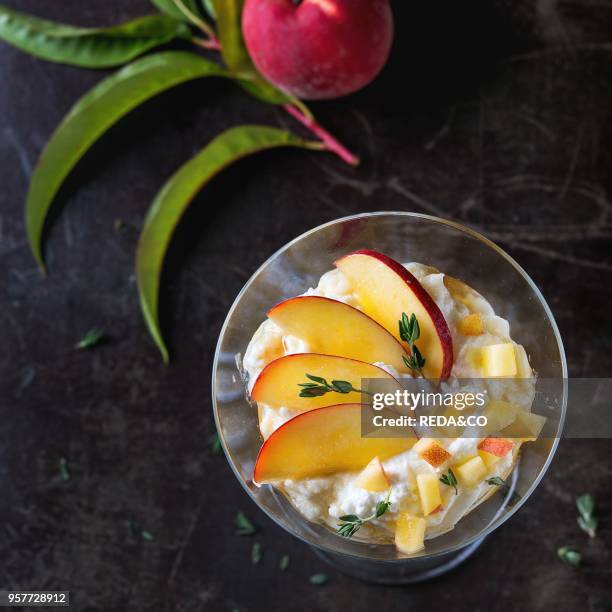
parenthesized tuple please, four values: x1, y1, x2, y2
(212, 211, 568, 562)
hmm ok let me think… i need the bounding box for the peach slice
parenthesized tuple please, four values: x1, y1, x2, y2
(478, 438, 514, 457)
(354, 456, 390, 492)
(416, 473, 443, 516)
(267, 296, 407, 372)
(395, 514, 426, 554)
(253, 404, 416, 484)
(251, 353, 399, 412)
(335, 250, 453, 378)
(413, 438, 452, 468)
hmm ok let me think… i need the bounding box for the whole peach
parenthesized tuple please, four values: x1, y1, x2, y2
(242, 0, 393, 100)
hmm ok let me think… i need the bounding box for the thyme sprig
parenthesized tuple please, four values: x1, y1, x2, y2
(486, 476, 521, 506)
(298, 374, 372, 398)
(399, 313, 426, 376)
(337, 489, 392, 538)
(440, 468, 458, 495)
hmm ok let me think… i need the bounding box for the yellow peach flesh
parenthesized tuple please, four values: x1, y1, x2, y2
(354, 456, 390, 492)
(335, 252, 453, 378)
(251, 353, 399, 412)
(267, 296, 407, 372)
(395, 514, 426, 554)
(253, 403, 415, 484)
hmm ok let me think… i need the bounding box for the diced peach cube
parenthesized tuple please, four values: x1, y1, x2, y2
(354, 456, 390, 492)
(416, 473, 443, 516)
(478, 449, 501, 470)
(413, 438, 452, 468)
(454, 456, 487, 487)
(395, 514, 426, 554)
(514, 344, 533, 378)
(481, 343, 518, 377)
(483, 400, 519, 434)
(458, 313, 485, 336)
(478, 438, 514, 458)
(501, 410, 546, 441)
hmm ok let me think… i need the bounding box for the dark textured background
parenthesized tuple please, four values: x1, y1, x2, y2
(1, 1, 611, 611)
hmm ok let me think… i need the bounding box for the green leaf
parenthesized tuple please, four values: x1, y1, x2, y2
(136, 125, 318, 362)
(25, 51, 228, 271)
(338, 514, 360, 522)
(58, 457, 70, 481)
(557, 546, 581, 567)
(305, 374, 327, 385)
(0, 6, 190, 68)
(212, 0, 293, 106)
(309, 573, 328, 585)
(150, 0, 204, 21)
(576, 494, 594, 518)
(251, 542, 262, 564)
(331, 380, 353, 393)
(235, 511, 257, 536)
(279, 554, 290, 571)
(202, 0, 217, 19)
(74, 327, 105, 349)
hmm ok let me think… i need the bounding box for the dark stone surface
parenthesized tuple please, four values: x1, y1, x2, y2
(1, 1, 611, 611)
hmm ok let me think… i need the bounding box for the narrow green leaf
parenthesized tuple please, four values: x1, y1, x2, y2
(557, 546, 581, 567)
(279, 555, 290, 571)
(136, 125, 319, 361)
(0, 6, 190, 68)
(212, 0, 292, 106)
(235, 511, 257, 536)
(576, 494, 594, 518)
(150, 0, 204, 22)
(25, 51, 229, 271)
(251, 542, 262, 564)
(202, 0, 217, 19)
(58, 457, 70, 481)
(309, 573, 328, 585)
(74, 327, 105, 349)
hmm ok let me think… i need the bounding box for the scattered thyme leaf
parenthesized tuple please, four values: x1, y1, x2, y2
(251, 542, 262, 564)
(440, 468, 458, 495)
(576, 494, 597, 538)
(558, 546, 581, 567)
(576, 493, 594, 517)
(298, 374, 371, 399)
(126, 519, 153, 541)
(486, 476, 521, 506)
(337, 489, 392, 538)
(113, 218, 126, 232)
(279, 554, 290, 571)
(74, 327, 105, 350)
(58, 457, 70, 481)
(235, 512, 257, 536)
(309, 573, 328, 585)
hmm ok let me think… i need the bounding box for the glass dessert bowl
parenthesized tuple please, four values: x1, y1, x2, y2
(212, 213, 567, 583)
